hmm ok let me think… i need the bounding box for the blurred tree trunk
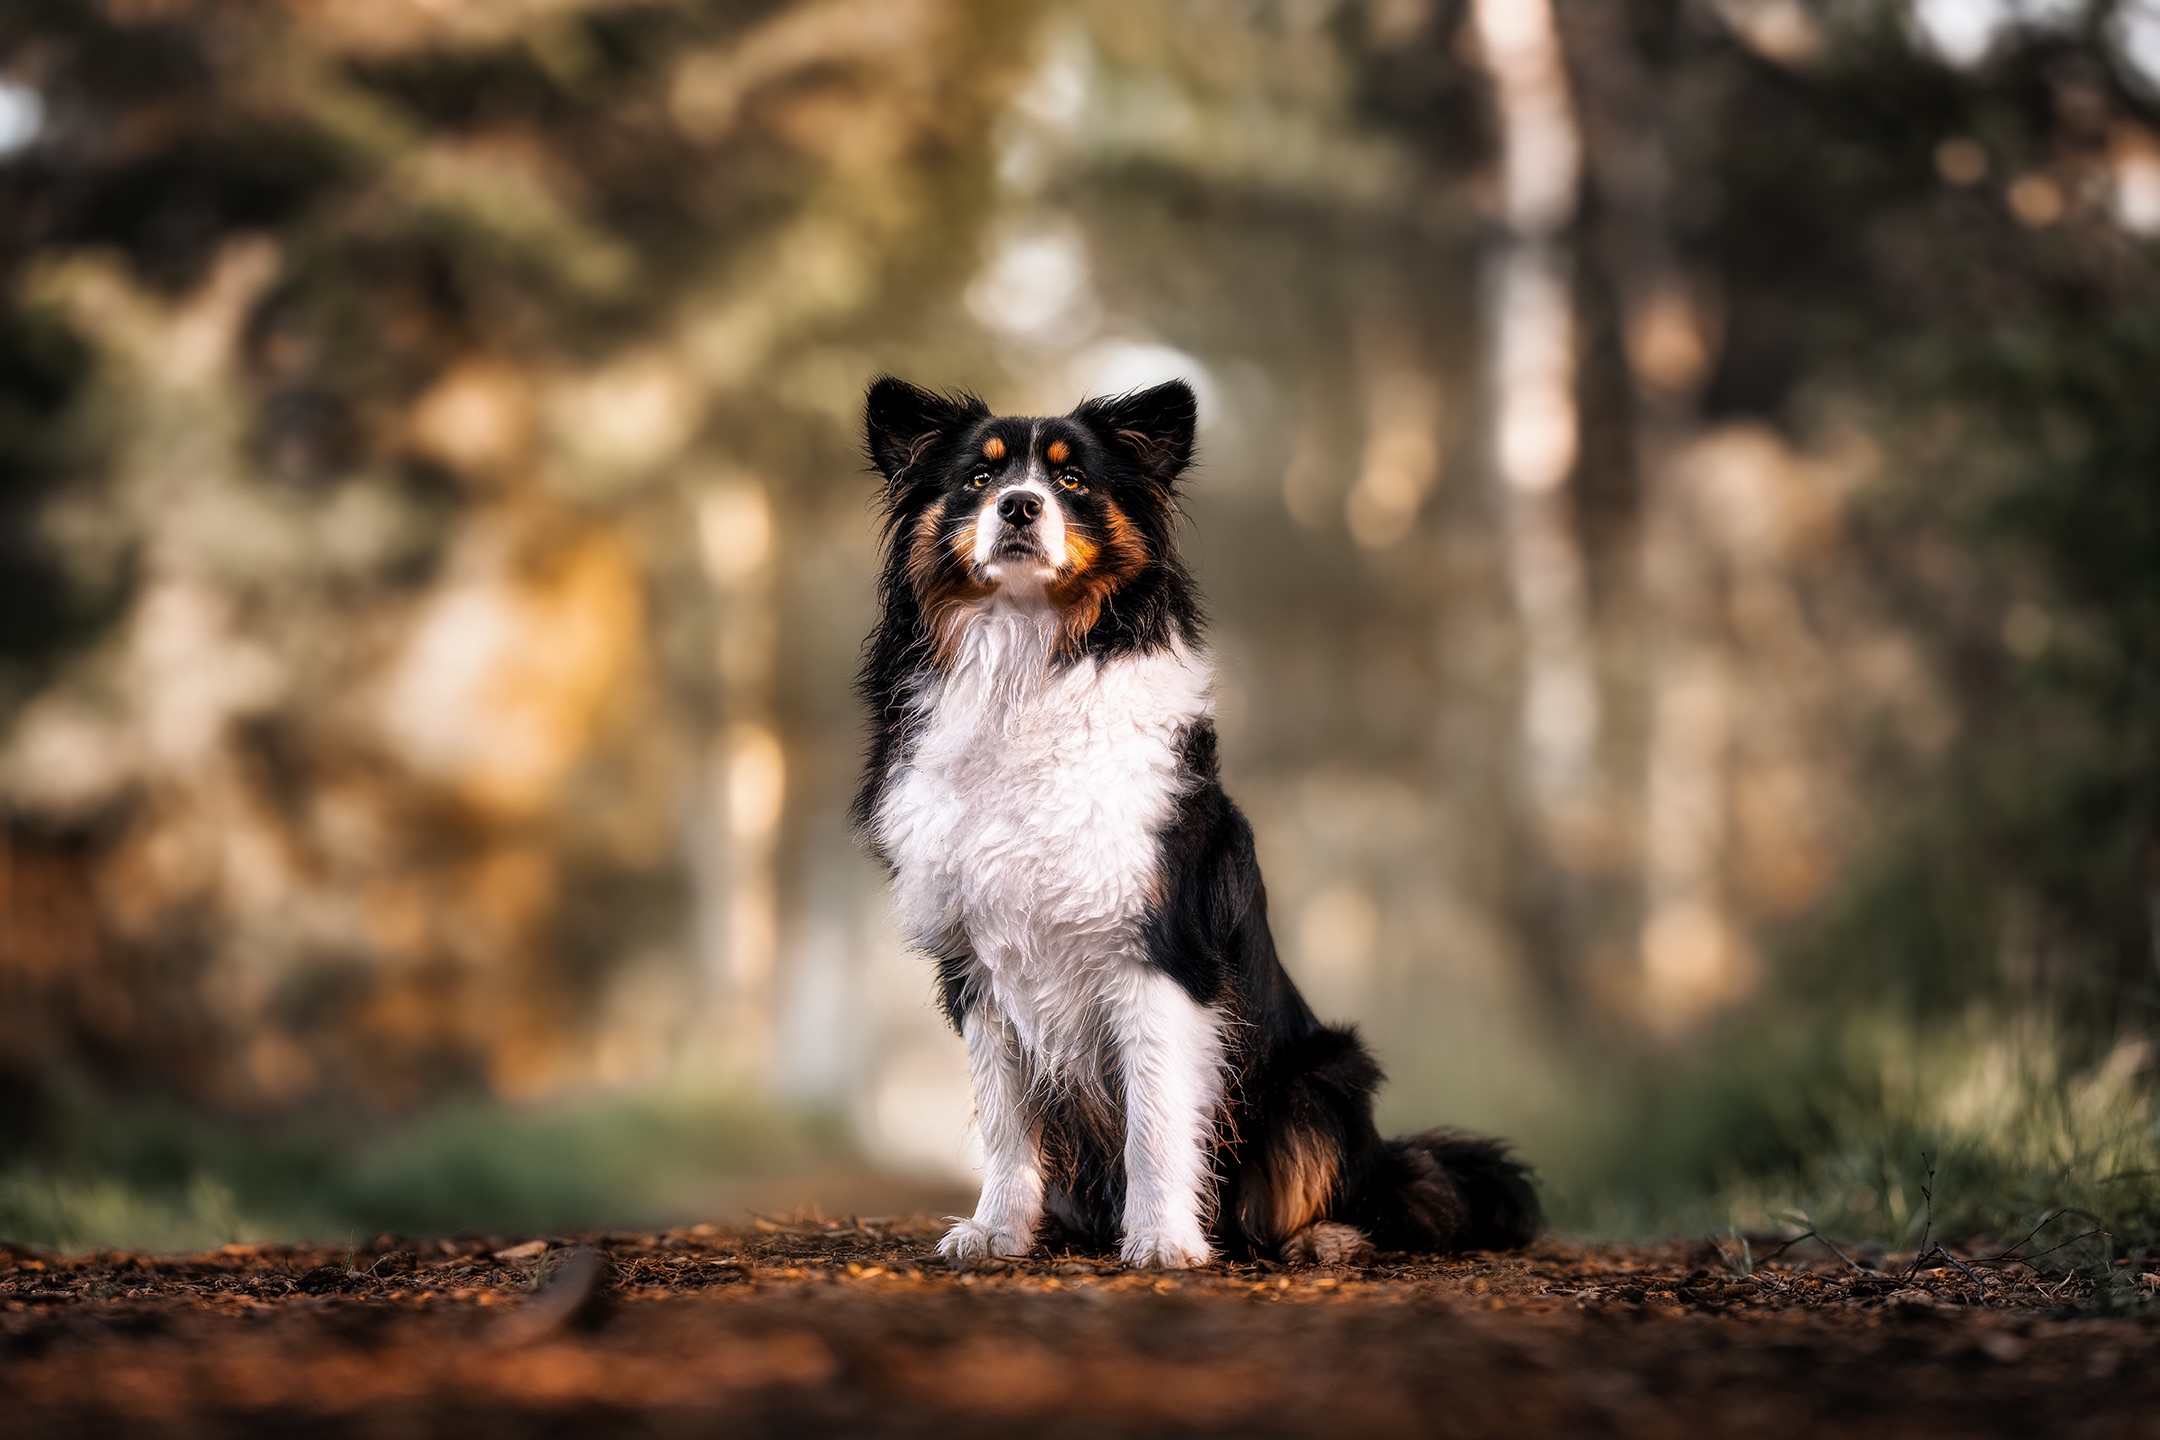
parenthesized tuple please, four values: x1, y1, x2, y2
(1469, 0, 1603, 1014)
(691, 476, 782, 1084)
(1550, 0, 1744, 1034)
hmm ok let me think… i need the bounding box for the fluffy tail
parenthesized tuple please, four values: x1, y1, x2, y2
(1371, 1128, 1541, 1253)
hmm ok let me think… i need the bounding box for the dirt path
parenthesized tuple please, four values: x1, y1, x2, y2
(6, 1219, 2156, 1438)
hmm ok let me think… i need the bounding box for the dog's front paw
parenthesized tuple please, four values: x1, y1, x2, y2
(1119, 1226, 1212, 1270)
(937, 1216, 1032, 1269)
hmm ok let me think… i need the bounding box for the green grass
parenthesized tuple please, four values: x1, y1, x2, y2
(0, 1081, 841, 1252)
(10, 1009, 2157, 1263)
(1540, 1008, 2160, 1258)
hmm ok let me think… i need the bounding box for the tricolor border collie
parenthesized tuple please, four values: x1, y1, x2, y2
(855, 376, 1539, 1269)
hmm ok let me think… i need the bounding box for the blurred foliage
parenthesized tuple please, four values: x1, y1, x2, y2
(1725, 21, 2160, 1035)
(0, 303, 107, 693)
(1536, 0, 2160, 1243)
(1550, 1007, 2160, 1244)
(0, 0, 1039, 1241)
(0, 1078, 835, 1251)
(0, 0, 1030, 1115)
(2, 0, 2159, 1252)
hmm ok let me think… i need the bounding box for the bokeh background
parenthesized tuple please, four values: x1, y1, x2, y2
(2, 0, 2158, 1255)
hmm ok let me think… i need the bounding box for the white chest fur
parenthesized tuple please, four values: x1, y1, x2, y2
(874, 603, 1213, 1074)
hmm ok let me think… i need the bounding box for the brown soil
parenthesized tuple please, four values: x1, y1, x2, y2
(5, 1220, 2157, 1438)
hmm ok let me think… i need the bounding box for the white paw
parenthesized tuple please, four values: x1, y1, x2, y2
(1120, 1226, 1213, 1270)
(937, 1216, 1033, 1269)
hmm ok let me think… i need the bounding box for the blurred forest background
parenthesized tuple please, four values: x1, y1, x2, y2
(2, 0, 2157, 1254)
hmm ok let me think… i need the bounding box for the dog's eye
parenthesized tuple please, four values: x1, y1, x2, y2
(970, 471, 991, 488)
(1056, 471, 1085, 491)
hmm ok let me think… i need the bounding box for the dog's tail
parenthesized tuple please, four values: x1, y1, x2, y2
(1369, 1128, 1541, 1253)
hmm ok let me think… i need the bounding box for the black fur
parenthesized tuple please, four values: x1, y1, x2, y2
(1143, 718, 1541, 1256)
(853, 378, 990, 836)
(855, 377, 1540, 1258)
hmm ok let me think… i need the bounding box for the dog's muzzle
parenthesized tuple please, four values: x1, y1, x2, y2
(990, 489, 1049, 559)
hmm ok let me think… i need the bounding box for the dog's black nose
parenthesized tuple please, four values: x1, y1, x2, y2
(997, 490, 1043, 525)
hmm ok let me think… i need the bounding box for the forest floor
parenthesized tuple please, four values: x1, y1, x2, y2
(5, 1217, 2159, 1439)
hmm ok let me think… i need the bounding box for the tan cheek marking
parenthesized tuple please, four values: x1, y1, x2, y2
(1102, 501, 1145, 569)
(1087, 500, 1150, 591)
(982, 436, 1006, 461)
(1045, 439, 1069, 465)
(905, 500, 948, 588)
(1046, 499, 1154, 656)
(904, 502, 995, 667)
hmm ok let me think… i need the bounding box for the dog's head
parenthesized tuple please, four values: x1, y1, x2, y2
(864, 376, 1198, 662)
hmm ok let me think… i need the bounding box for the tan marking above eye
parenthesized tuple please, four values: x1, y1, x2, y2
(982, 436, 1007, 461)
(1045, 439, 1070, 464)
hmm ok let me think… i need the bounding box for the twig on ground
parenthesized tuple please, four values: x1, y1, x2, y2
(1810, 1231, 1877, 1275)
(1903, 1155, 1939, 1283)
(1978, 1211, 2069, 1266)
(1911, 1244, 1986, 1290)
(1892, 1157, 1987, 1296)
(1751, 1233, 1810, 1266)
(1753, 1229, 1877, 1275)
(1976, 1228, 2109, 1271)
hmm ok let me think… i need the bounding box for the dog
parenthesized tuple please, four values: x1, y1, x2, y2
(855, 375, 1539, 1269)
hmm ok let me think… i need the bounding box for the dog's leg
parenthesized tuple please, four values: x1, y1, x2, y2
(1113, 966, 1225, 1269)
(939, 1007, 1044, 1267)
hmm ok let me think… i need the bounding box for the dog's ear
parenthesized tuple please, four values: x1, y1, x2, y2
(1076, 380, 1197, 488)
(865, 377, 987, 490)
